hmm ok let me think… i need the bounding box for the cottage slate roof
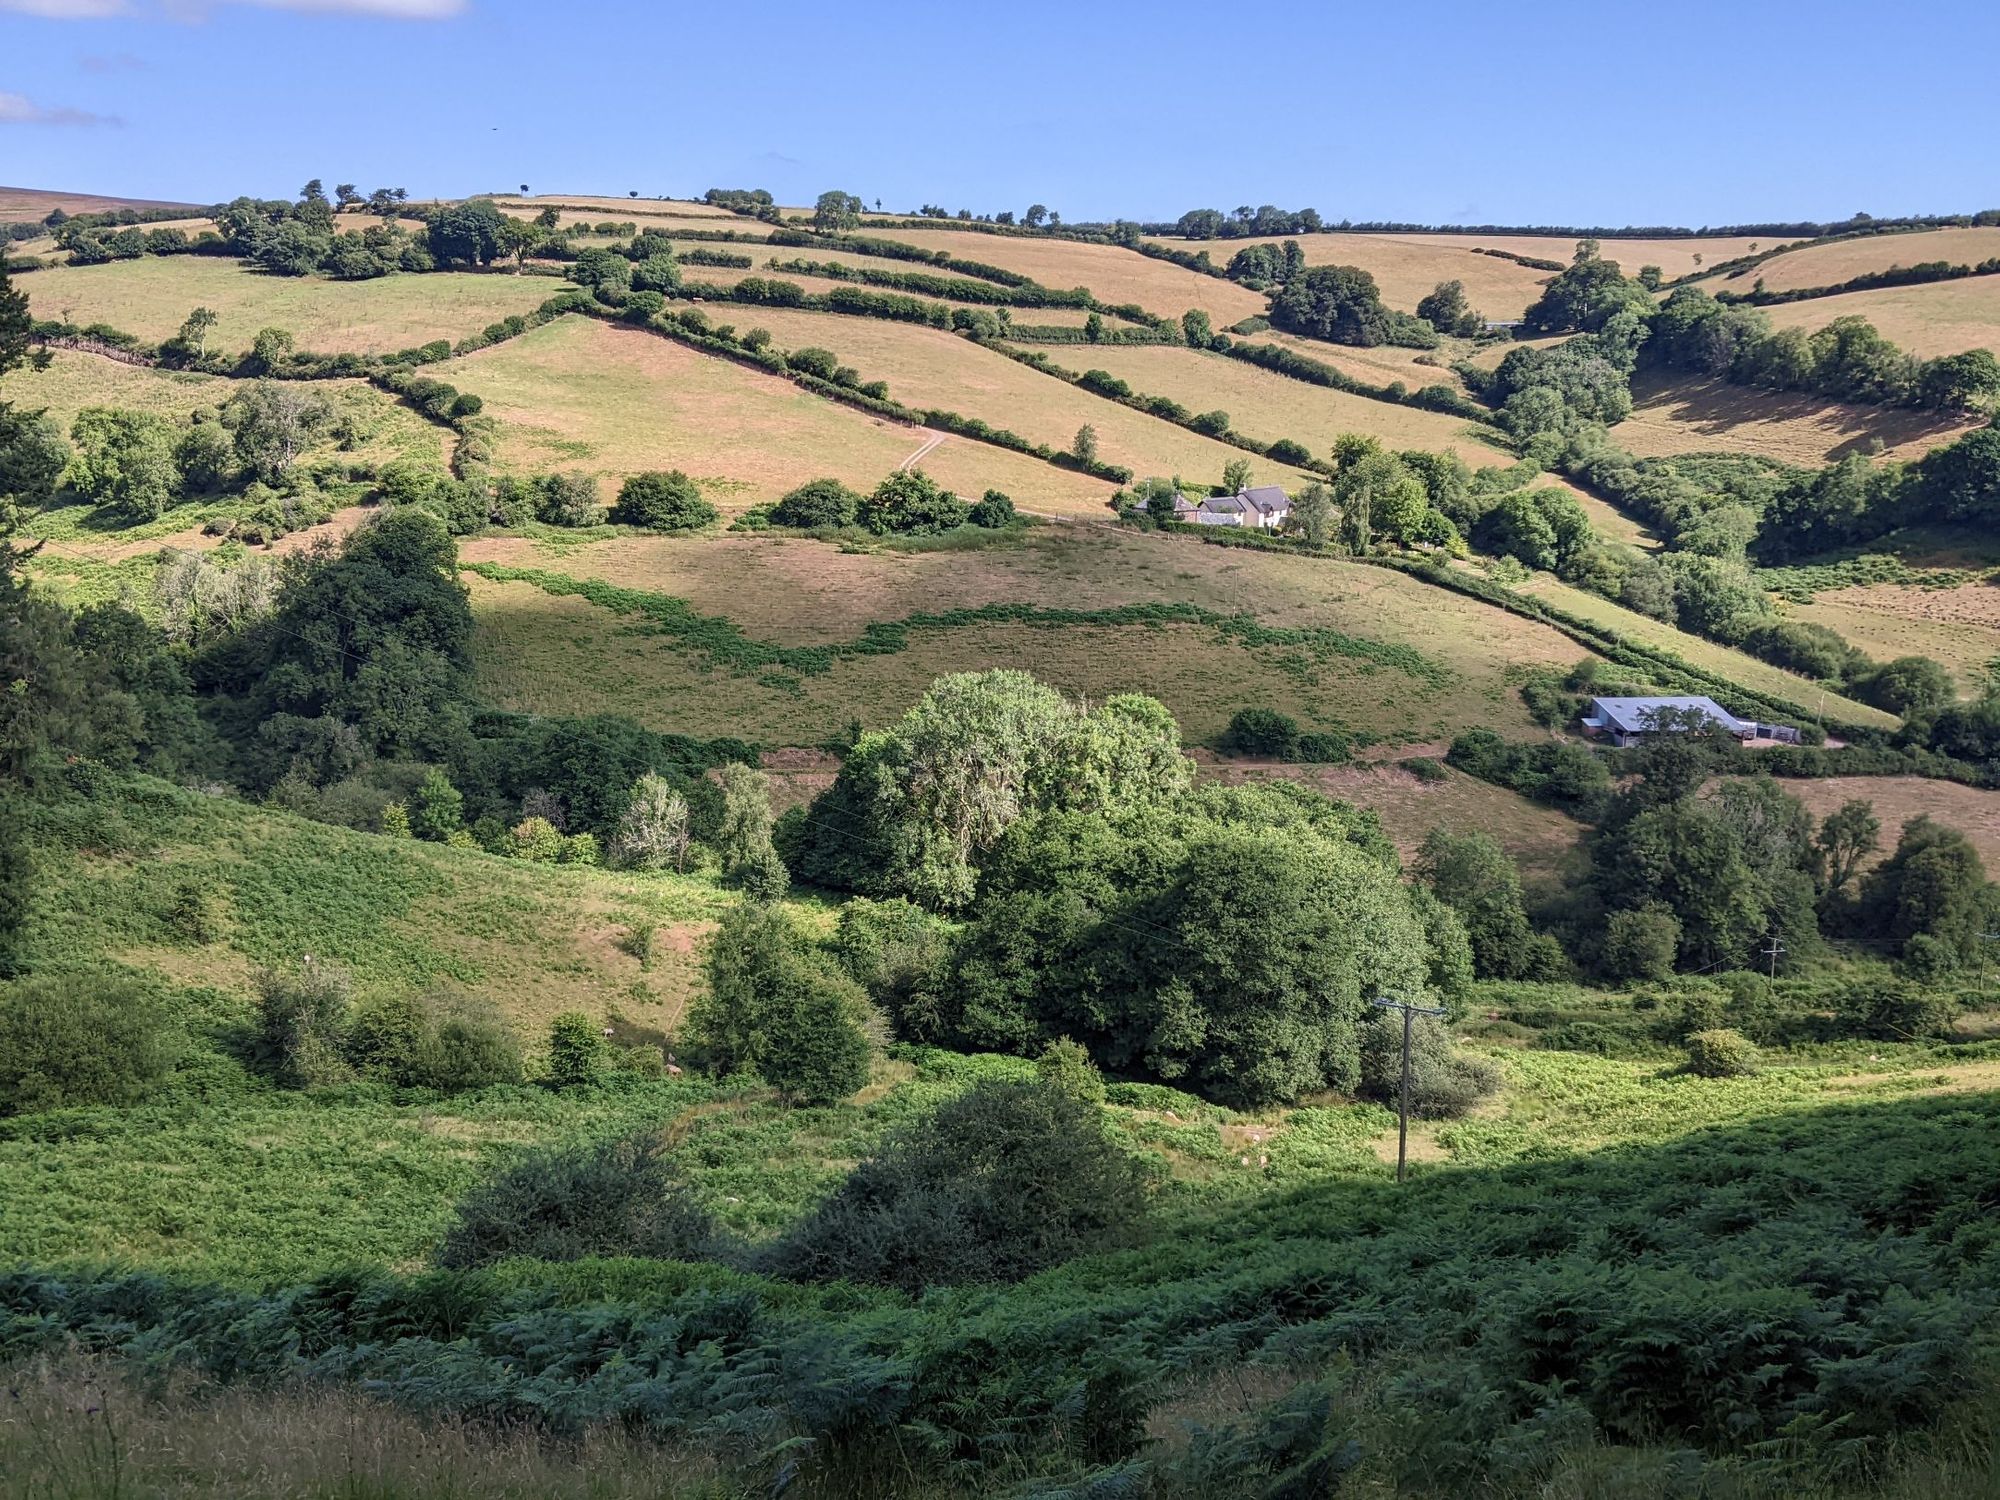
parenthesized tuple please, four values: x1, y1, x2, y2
(1240, 485, 1290, 515)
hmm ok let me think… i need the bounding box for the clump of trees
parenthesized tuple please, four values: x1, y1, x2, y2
(1270, 265, 1439, 349)
(609, 471, 717, 532)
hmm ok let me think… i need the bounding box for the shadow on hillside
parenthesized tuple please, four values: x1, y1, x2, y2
(1625, 371, 1973, 459)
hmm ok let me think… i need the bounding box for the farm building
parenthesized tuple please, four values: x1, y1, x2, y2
(1581, 695, 1801, 747)
(1183, 484, 1291, 530)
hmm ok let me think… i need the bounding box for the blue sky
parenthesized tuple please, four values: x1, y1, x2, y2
(4, 0, 1997, 228)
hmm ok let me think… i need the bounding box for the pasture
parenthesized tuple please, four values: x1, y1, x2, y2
(462, 522, 1588, 747)
(1791, 578, 2000, 689)
(1765, 774, 2000, 874)
(20, 256, 558, 355)
(1043, 341, 1514, 466)
(1616, 369, 1981, 465)
(1146, 231, 1553, 319)
(1757, 277, 2000, 359)
(1415, 233, 1768, 282)
(438, 315, 1114, 513)
(863, 226, 1271, 323)
(704, 305, 1317, 488)
(0, 185, 199, 219)
(1259, 328, 1472, 391)
(1704, 227, 2000, 295)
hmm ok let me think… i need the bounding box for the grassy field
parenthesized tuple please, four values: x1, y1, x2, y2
(862, 227, 1271, 323)
(678, 258, 1101, 326)
(0, 184, 200, 218)
(19, 257, 558, 355)
(1201, 756, 1586, 878)
(1758, 773, 2000, 873)
(1616, 369, 1981, 465)
(438, 315, 1114, 514)
(5, 350, 445, 470)
(1145, 232, 1554, 319)
(1757, 277, 2000, 358)
(1039, 341, 1514, 466)
(1257, 328, 1473, 390)
(1704, 227, 2000, 295)
(1792, 578, 2000, 688)
(701, 305, 1316, 489)
(17, 780, 754, 1047)
(1415, 233, 1769, 282)
(1514, 573, 1901, 728)
(490, 194, 739, 218)
(462, 523, 1589, 746)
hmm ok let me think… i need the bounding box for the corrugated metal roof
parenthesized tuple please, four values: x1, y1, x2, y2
(1589, 695, 1746, 734)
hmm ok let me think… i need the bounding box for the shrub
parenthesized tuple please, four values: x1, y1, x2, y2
(508, 816, 565, 862)
(346, 990, 522, 1092)
(857, 468, 968, 535)
(1036, 1037, 1107, 1104)
(1601, 907, 1681, 981)
(1294, 730, 1350, 764)
(1358, 1013, 1500, 1120)
(535, 471, 599, 527)
(761, 1079, 1151, 1291)
(1842, 980, 1958, 1041)
(545, 1010, 606, 1089)
(831, 896, 952, 1035)
(1685, 1027, 1761, 1078)
(434, 1129, 718, 1269)
(255, 959, 352, 1089)
(687, 902, 871, 1105)
(0, 975, 180, 1115)
(1221, 706, 1300, 759)
(1403, 756, 1447, 783)
(770, 477, 861, 529)
(609, 470, 717, 532)
(967, 489, 1017, 528)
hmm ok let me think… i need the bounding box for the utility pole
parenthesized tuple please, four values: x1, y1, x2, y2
(1761, 935, 1786, 981)
(1372, 994, 1447, 1184)
(1980, 931, 2000, 987)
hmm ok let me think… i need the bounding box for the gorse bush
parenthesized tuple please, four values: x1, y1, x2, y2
(255, 959, 353, 1089)
(1684, 1027, 1760, 1078)
(760, 1078, 1152, 1291)
(0, 975, 180, 1115)
(434, 1129, 719, 1270)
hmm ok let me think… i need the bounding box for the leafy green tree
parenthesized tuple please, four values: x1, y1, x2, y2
(813, 190, 864, 233)
(1415, 828, 1542, 979)
(1859, 655, 1954, 717)
(1023, 204, 1048, 228)
(250, 326, 294, 373)
(1916, 349, 2000, 412)
(535, 471, 599, 527)
(690, 901, 871, 1104)
(177, 306, 219, 360)
(716, 761, 787, 896)
(173, 420, 231, 493)
(67, 408, 181, 521)
(256, 958, 353, 1089)
(857, 468, 968, 535)
(0, 412, 69, 523)
(1816, 798, 1881, 900)
(1221, 457, 1253, 494)
(1221, 706, 1300, 758)
(1270, 264, 1435, 348)
(630, 252, 681, 294)
(411, 767, 464, 842)
(1858, 815, 1996, 965)
(610, 470, 716, 531)
(1415, 279, 1480, 337)
(612, 771, 691, 871)
(426, 198, 508, 267)
(968, 489, 1016, 528)
(1181, 309, 1214, 348)
(1071, 424, 1100, 467)
(1291, 480, 1333, 547)
(225, 380, 334, 482)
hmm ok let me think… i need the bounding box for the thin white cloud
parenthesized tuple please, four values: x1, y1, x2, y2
(2, 0, 465, 15)
(0, 90, 122, 126)
(0, 0, 133, 16)
(79, 50, 151, 69)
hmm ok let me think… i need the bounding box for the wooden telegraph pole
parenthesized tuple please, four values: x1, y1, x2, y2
(1372, 994, 1447, 1184)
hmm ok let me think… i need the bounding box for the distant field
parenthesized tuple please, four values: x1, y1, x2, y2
(1705, 228, 2000, 295)
(704, 306, 1316, 490)
(1762, 775, 2000, 874)
(1616, 370, 1980, 465)
(1200, 758, 1585, 879)
(0, 184, 202, 219)
(1514, 574, 1900, 728)
(678, 260, 1100, 326)
(862, 227, 1270, 324)
(489, 195, 738, 218)
(21, 257, 557, 355)
(1037, 342, 1511, 469)
(1257, 330, 1472, 392)
(1144, 233, 1552, 319)
(438, 315, 1115, 513)
(1414, 234, 1767, 282)
(463, 523, 1588, 747)
(1791, 580, 2000, 689)
(1757, 278, 2000, 359)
